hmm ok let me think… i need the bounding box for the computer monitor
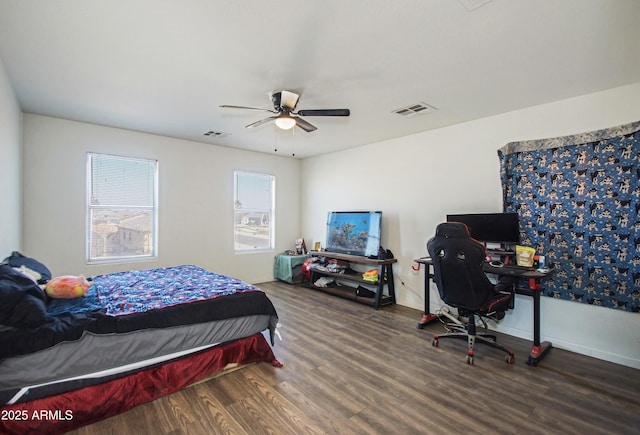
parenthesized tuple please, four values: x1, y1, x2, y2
(445, 212, 520, 244)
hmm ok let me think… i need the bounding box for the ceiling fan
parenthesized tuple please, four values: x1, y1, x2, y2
(220, 90, 350, 132)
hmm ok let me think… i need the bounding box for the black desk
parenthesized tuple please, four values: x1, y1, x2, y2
(415, 257, 553, 366)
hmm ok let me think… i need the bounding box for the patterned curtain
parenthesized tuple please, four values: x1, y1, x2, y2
(498, 121, 639, 312)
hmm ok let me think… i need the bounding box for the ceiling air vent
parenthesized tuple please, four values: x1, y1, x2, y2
(202, 130, 229, 138)
(392, 102, 437, 118)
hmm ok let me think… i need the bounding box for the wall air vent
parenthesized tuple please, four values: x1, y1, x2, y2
(392, 102, 437, 118)
(203, 130, 229, 138)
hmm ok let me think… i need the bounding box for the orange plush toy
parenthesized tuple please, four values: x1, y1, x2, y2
(45, 275, 92, 299)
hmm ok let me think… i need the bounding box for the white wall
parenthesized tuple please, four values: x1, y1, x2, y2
(22, 115, 301, 284)
(301, 82, 640, 369)
(0, 58, 22, 256)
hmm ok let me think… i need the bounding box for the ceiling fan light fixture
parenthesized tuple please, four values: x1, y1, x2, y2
(275, 114, 296, 130)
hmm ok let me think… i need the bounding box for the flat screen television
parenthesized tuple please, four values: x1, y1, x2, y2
(325, 211, 382, 257)
(446, 212, 520, 244)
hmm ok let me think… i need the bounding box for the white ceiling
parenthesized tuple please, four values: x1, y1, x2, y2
(1, 0, 639, 158)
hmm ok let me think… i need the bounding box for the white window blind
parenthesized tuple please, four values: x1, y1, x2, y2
(87, 153, 158, 262)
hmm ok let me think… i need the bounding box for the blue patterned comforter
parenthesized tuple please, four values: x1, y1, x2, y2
(93, 265, 262, 316)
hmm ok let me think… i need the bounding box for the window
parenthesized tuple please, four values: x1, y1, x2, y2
(87, 153, 158, 262)
(234, 171, 275, 252)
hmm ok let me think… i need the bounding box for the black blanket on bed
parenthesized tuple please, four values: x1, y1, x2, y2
(1, 290, 277, 359)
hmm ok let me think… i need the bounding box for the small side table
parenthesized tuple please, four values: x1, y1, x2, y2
(273, 253, 311, 284)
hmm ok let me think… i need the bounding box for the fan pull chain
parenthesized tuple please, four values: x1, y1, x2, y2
(274, 126, 278, 153)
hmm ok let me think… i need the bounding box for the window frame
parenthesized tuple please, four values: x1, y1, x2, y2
(233, 170, 275, 253)
(86, 152, 159, 264)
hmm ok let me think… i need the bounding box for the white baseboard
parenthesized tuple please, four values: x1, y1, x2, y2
(494, 324, 640, 370)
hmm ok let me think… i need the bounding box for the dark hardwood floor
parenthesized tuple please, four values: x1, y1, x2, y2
(72, 281, 640, 434)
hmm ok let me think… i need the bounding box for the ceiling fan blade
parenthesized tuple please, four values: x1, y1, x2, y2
(295, 117, 317, 132)
(220, 104, 275, 112)
(297, 109, 350, 117)
(246, 116, 277, 129)
(270, 92, 281, 111)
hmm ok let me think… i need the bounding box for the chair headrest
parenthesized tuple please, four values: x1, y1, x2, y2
(435, 222, 471, 239)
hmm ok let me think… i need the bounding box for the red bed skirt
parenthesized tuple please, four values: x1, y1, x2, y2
(0, 333, 281, 435)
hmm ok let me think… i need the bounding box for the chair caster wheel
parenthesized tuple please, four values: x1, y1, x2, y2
(431, 339, 439, 347)
(466, 355, 474, 365)
(505, 355, 515, 364)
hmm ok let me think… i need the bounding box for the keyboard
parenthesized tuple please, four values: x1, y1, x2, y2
(484, 262, 535, 275)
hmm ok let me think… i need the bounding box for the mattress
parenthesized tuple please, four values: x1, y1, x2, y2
(0, 265, 279, 405)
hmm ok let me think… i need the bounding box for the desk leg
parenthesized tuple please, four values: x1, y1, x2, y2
(417, 264, 439, 329)
(417, 313, 440, 329)
(526, 284, 552, 366)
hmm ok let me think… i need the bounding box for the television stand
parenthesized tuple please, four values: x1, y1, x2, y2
(307, 251, 396, 309)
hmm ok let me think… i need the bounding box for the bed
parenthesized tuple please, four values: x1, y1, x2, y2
(0, 262, 281, 434)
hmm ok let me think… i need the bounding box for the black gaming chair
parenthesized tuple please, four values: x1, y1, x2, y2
(427, 222, 515, 365)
